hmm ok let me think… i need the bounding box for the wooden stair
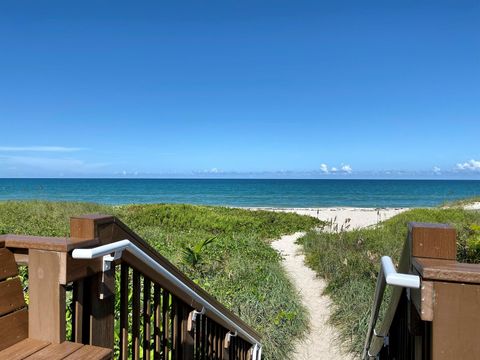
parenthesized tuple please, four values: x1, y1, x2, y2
(0, 247, 112, 360)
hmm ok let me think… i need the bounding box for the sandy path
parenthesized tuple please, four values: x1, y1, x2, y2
(270, 207, 408, 360)
(272, 232, 350, 360)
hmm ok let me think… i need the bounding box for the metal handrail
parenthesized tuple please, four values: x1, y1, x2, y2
(362, 256, 420, 359)
(72, 239, 262, 360)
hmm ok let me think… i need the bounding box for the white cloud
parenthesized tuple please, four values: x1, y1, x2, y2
(319, 163, 352, 174)
(320, 163, 329, 173)
(433, 166, 441, 174)
(341, 164, 352, 174)
(0, 146, 84, 152)
(456, 159, 480, 171)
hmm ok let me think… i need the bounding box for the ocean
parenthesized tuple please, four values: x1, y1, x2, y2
(0, 178, 479, 208)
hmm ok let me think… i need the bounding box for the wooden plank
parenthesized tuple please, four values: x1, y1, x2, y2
(410, 280, 434, 321)
(120, 264, 129, 360)
(86, 269, 115, 348)
(413, 257, 480, 284)
(0, 308, 28, 351)
(0, 248, 18, 281)
(132, 270, 141, 360)
(25, 341, 83, 359)
(0, 277, 26, 316)
(409, 222, 456, 260)
(0, 234, 97, 252)
(72, 280, 85, 343)
(432, 281, 480, 359)
(28, 249, 66, 343)
(0, 338, 50, 359)
(62, 344, 112, 360)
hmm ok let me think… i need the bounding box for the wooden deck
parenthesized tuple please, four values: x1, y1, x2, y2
(0, 339, 111, 360)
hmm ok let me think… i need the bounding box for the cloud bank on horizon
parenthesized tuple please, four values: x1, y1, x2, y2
(0, 145, 479, 179)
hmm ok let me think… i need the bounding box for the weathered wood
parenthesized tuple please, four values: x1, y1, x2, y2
(0, 247, 18, 281)
(0, 338, 49, 359)
(0, 308, 29, 351)
(28, 249, 66, 343)
(409, 222, 456, 260)
(0, 277, 25, 316)
(431, 281, 480, 359)
(25, 341, 83, 359)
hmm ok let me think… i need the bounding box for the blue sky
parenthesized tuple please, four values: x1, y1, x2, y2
(0, 1, 479, 179)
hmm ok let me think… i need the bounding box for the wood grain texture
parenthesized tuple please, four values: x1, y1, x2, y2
(0, 248, 18, 281)
(0, 234, 97, 252)
(409, 222, 456, 260)
(0, 277, 26, 316)
(413, 257, 480, 284)
(62, 344, 112, 360)
(28, 250, 66, 343)
(410, 280, 434, 321)
(0, 338, 50, 359)
(0, 308, 28, 351)
(432, 281, 480, 359)
(24, 341, 83, 359)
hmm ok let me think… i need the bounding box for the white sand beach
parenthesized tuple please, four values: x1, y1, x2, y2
(269, 207, 408, 359)
(250, 207, 408, 230)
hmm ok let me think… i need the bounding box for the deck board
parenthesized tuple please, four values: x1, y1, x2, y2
(0, 338, 50, 359)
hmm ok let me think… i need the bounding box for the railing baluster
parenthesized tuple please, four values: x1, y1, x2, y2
(144, 277, 152, 359)
(201, 316, 207, 360)
(133, 270, 141, 360)
(120, 264, 129, 360)
(154, 283, 161, 360)
(162, 290, 169, 360)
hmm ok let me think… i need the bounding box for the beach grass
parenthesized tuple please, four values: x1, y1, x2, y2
(297, 207, 480, 356)
(0, 200, 321, 360)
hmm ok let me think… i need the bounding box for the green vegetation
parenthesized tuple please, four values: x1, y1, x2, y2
(0, 201, 321, 360)
(298, 207, 480, 356)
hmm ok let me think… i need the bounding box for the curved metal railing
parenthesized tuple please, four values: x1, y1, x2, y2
(362, 256, 420, 359)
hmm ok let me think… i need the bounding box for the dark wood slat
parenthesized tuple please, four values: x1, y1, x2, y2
(0, 277, 26, 316)
(181, 303, 194, 360)
(132, 270, 141, 360)
(0, 338, 50, 359)
(143, 277, 152, 359)
(195, 314, 201, 360)
(154, 284, 161, 359)
(0, 248, 18, 281)
(162, 290, 169, 360)
(25, 341, 83, 359)
(171, 296, 179, 360)
(120, 264, 129, 360)
(0, 308, 28, 351)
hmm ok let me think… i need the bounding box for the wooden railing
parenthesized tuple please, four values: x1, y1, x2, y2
(363, 222, 480, 359)
(0, 214, 261, 360)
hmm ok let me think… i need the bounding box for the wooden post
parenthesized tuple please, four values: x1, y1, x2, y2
(408, 222, 456, 261)
(181, 304, 194, 360)
(28, 249, 66, 343)
(70, 215, 116, 349)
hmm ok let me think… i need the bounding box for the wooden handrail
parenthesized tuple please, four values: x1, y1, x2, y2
(1, 213, 260, 359)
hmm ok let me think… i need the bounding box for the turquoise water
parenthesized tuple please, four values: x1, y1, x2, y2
(0, 179, 479, 208)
